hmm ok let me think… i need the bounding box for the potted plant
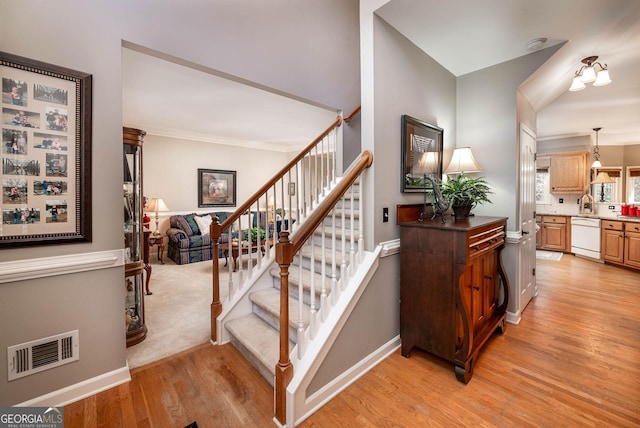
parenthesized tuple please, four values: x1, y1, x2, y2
(245, 226, 266, 242)
(440, 174, 493, 218)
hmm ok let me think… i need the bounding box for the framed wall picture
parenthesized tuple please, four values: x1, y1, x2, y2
(198, 169, 236, 207)
(0, 51, 92, 247)
(401, 115, 443, 193)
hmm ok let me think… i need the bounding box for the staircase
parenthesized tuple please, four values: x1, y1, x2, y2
(209, 108, 374, 426)
(225, 185, 360, 386)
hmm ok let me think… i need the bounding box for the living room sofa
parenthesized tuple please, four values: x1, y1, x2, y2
(166, 211, 233, 265)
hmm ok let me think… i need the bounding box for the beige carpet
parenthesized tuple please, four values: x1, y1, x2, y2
(126, 256, 236, 369)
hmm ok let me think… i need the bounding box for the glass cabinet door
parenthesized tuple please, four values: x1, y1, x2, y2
(123, 127, 146, 347)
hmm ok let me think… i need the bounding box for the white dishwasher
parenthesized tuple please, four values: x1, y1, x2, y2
(571, 216, 602, 261)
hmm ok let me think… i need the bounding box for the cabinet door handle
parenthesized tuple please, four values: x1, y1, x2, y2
(472, 286, 480, 291)
(473, 245, 480, 251)
(484, 275, 493, 280)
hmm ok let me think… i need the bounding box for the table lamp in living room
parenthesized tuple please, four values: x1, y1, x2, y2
(146, 197, 169, 236)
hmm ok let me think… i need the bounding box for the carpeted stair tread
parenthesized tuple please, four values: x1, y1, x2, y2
(251, 288, 310, 331)
(226, 313, 293, 386)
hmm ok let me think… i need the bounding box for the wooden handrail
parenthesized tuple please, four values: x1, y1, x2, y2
(343, 104, 361, 123)
(218, 115, 343, 230)
(273, 149, 373, 424)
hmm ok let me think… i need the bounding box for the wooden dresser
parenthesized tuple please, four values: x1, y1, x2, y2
(398, 214, 510, 383)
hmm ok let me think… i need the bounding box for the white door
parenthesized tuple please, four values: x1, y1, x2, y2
(520, 124, 537, 311)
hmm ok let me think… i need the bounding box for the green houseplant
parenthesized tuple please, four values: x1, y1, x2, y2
(440, 174, 493, 218)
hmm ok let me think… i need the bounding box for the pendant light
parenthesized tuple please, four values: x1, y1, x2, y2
(591, 127, 602, 168)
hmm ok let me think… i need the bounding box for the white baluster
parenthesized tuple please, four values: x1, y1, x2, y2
(358, 179, 364, 264)
(320, 218, 327, 322)
(297, 255, 305, 359)
(349, 185, 355, 279)
(309, 234, 317, 339)
(331, 208, 338, 305)
(228, 221, 234, 299)
(340, 194, 347, 291)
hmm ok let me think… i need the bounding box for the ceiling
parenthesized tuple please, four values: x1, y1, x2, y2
(123, 0, 640, 149)
(122, 48, 338, 152)
(377, 0, 640, 146)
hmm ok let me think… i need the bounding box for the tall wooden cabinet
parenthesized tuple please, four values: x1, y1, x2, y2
(399, 215, 510, 383)
(123, 127, 147, 347)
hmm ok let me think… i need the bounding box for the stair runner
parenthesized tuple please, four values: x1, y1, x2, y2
(226, 188, 360, 386)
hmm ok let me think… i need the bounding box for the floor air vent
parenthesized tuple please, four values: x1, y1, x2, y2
(8, 330, 79, 381)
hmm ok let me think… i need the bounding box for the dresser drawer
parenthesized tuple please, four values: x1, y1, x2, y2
(468, 224, 505, 258)
(602, 220, 624, 231)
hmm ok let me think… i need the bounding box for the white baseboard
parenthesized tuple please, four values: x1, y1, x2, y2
(506, 310, 521, 325)
(16, 364, 131, 407)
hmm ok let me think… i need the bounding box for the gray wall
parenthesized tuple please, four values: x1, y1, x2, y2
(309, 12, 457, 392)
(456, 46, 561, 231)
(0, 0, 360, 405)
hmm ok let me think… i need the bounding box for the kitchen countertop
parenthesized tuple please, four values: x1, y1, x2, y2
(538, 213, 640, 223)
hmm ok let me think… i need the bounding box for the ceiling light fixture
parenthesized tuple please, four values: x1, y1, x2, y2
(569, 56, 611, 91)
(526, 37, 547, 51)
(591, 127, 602, 168)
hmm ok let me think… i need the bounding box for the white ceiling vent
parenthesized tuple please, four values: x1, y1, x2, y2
(8, 330, 79, 381)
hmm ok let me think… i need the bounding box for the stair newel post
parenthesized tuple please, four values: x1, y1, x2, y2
(275, 230, 294, 426)
(210, 215, 223, 342)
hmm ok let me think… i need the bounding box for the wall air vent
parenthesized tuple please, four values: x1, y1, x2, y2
(8, 330, 79, 381)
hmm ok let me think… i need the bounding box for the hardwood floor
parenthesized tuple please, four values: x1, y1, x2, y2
(64, 254, 640, 427)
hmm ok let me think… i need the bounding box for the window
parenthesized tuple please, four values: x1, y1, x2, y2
(627, 166, 640, 203)
(591, 167, 622, 202)
(536, 169, 550, 204)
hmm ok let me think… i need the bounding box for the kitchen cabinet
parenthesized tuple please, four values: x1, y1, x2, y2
(399, 215, 509, 383)
(624, 223, 640, 269)
(538, 215, 571, 252)
(601, 220, 640, 270)
(550, 152, 587, 194)
(602, 220, 624, 264)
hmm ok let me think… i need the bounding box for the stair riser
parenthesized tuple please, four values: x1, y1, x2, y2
(252, 303, 299, 344)
(307, 231, 359, 250)
(228, 335, 275, 387)
(270, 274, 325, 308)
(294, 254, 345, 279)
(321, 216, 359, 229)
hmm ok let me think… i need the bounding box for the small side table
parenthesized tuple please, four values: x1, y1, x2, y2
(149, 234, 166, 264)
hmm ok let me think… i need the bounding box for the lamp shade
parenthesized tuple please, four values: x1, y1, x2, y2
(415, 152, 439, 174)
(593, 69, 611, 86)
(445, 147, 481, 174)
(581, 66, 596, 83)
(569, 76, 586, 91)
(147, 197, 169, 212)
(591, 171, 614, 184)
